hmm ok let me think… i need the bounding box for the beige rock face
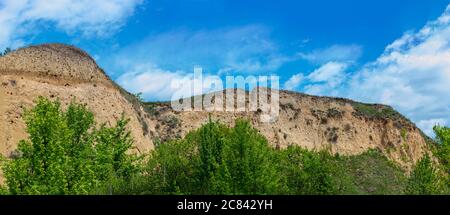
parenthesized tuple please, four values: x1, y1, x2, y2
(0, 44, 110, 84)
(0, 44, 431, 185)
(0, 44, 155, 160)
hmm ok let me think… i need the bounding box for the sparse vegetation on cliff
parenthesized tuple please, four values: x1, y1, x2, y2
(351, 102, 404, 121)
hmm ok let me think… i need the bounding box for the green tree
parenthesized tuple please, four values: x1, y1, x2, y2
(144, 118, 283, 195)
(278, 146, 343, 195)
(433, 126, 450, 174)
(145, 138, 198, 194)
(3, 97, 74, 194)
(224, 119, 281, 194)
(195, 119, 231, 194)
(406, 155, 446, 195)
(1, 97, 138, 194)
(134, 92, 144, 103)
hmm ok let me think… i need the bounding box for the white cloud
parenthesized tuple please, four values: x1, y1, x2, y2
(298, 44, 362, 64)
(307, 62, 348, 83)
(285, 4, 450, 136)
(109, 25, 295, 75)
(284, 73, 304, 90)
(283, 61, 348, 95)
(304, 62, 348, 96)
(417, 118, 447, 137)
(284, 44, 357, 96)
(110, 25, 297, 101)
(116, 64, 186, 101)
(116, 64, 223, 101)
(0, 0, 143, 49)
(344, 4, 450, 135)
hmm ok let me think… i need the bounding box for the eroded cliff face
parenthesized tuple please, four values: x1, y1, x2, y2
(0, 44, 431, 184)
(0, 44, 155, 161)
(149, 89, 431, 171)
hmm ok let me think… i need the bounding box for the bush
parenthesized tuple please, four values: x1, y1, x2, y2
(277, 147, 351, 195)
(1, 97, 139, 194)
(338, 149, 407, 194)
(402, 126, 450, 195)
(406, 155, 445, 195)
(145, 137, 199, 194)
(406, 154, 447, 195)
(351, 103, 403, 121)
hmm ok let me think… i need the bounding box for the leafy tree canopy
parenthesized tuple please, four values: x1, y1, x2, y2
(1, 97, 139, 194)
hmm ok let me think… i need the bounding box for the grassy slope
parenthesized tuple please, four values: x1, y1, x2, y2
(336, 149, 407, 194)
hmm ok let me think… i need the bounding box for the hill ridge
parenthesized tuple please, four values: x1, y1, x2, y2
(0, 43, 432, 178)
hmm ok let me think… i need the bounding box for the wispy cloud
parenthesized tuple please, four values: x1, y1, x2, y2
(284, 73, 304, 91)
(417, 118, 447, 137)
(112, 24, 298, 100)
(116, 64, 188, 101)
(115, 65, 228, 101)
(284, 44, 359, 94)
(307, 62, 348, 83)
(283, 5, 450, 135)
(298, 44, 362, 64)
(304, 61, 348, 96)
(110, 25, 295, 75)
(285, 4, 450, 135)
(0, 0, 143, 49)
(344, 4, 450, 135)
(284, 61, 349, 95)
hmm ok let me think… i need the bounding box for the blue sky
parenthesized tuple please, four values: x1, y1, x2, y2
(1, 0, 450, 135)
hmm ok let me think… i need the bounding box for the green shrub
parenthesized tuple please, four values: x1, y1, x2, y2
(277, 147, 352, 195)
(338, 149, 407, 194)
(406, 154, 447, 195)
(352, 103, 402, 120)
(145, 137, 199, 194)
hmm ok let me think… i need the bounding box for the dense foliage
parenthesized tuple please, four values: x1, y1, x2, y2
(141, 119, 414, 195)
(433, 126, 450, 175)
(0, 97, 448, 195)
(144, 119, 283, 194)
(406, 154, 447, 195)
(1, 97, 139, 194)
